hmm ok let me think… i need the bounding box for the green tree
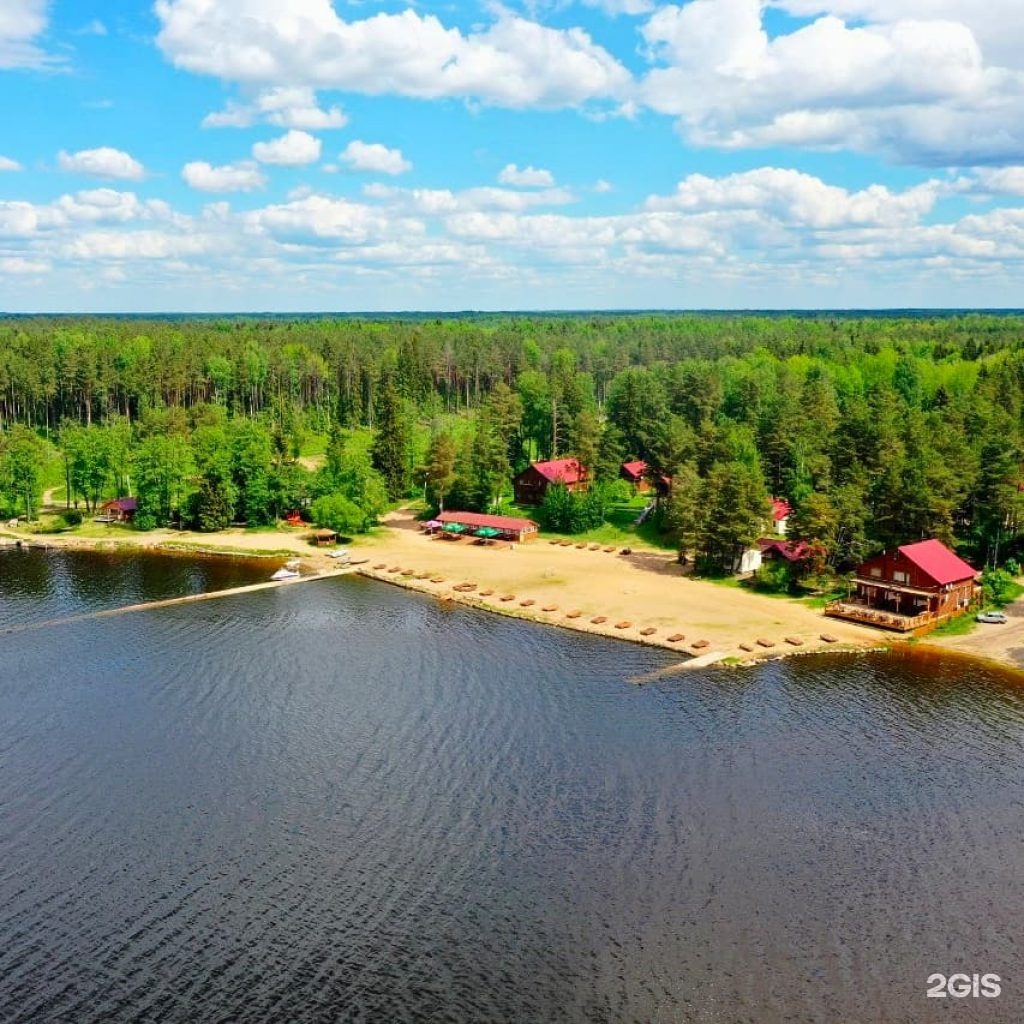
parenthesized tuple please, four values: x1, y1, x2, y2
(370, 371, 413, 500)
(422, 432, 458, 511)
(311, 492, 367, 537)
(696, 460, 769, 574)
(1, 426, 47, 520)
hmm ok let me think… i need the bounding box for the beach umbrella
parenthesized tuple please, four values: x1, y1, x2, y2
(425, 519, 443, 530)
(475, 527, 500, 539)
(443, 522, 466, 534)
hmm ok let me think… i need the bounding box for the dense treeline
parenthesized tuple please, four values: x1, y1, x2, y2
(2, 314, 1024, 573)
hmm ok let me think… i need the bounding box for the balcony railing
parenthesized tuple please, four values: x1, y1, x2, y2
(825, 600, 935, 632)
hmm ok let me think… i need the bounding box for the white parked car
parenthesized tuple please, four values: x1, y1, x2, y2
(976, 611, 1008, 624)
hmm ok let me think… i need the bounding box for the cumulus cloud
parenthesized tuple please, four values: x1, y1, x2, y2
(644, 167, 941, 228)
(57, 147, 145, 180)
(0, 0, 55, 69)
(363, 183, 575, 213)
(0, 156, 23, 172)
(6, 165, 1024, 307)
(154, 0, 630, 110)
(340, 141, 411, 176)
(639, 0, 1024, 165)
(203, 86, 347, 130)
(498, 164, 555, 188)
(182, 160, 267, 192)
(252, 130, 322, 166)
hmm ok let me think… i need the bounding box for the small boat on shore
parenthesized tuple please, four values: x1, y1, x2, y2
(270, 559, 301, 582)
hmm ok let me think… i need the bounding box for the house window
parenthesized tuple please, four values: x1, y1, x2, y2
(870, 567, 882, 578)
(893, 570, 908, 584)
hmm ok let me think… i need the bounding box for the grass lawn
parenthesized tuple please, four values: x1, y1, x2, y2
(497, 494, 676, 551)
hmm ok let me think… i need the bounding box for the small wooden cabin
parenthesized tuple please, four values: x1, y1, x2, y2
(513, 459, 589, 506)
(620, 460, 671, 498)
(98, 497, 137, 523)
(826, 539, 981, 632)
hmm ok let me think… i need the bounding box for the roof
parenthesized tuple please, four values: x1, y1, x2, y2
(621, 460, 647, 479)
(771, 497, 792, 522)
(758, 538, 809, 562)
(526, 458, 587, 485)
(438, 510, 538, 532)
(897, 539, 979, 585)
(102, 497, 137, 512)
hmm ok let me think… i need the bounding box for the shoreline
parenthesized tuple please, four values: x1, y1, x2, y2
(6, 517, 1021, 674)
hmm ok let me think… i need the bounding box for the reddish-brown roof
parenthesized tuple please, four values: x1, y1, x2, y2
(529, 458, 587, 485)
(898, 539, 978, 586)
(758, 538, 809, 562)
(438, 510, 538, 532)
(101, 497, 138, 512)
(621, 460, 647, 480)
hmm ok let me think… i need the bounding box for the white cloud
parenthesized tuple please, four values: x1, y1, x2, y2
(340, 141, 411, 176)
(154, 0, 630, 110)
(252, 130, 322, 166)
(78, 19, 107, 36)
(582, 0, 654, 15)
(0, 0, 54, 69)
(639, 0, 1024, 166)
(57, 147, 145, 180)
(6, 165, 1024, 308)
(644, 167, 941, 229)
(182, 160, 267, 192)
(0, 256, 49, 274)
(364, 183, 575, 213)
(203, 86, 347, 130)
(498, 163, 555, 188)
(594, 179, 613, 193)
(0, 156, 23, 172)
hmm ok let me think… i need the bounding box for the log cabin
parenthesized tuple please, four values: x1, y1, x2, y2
(826, 539, 981, 633)
(512, 458, 589, 506)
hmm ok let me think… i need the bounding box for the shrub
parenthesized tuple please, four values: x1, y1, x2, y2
(982, 567, 1020, 607)
(60, 509, 84, 528)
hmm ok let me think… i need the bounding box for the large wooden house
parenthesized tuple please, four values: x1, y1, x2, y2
(826, 539, 981, 633)
(513, 458, 589, 506)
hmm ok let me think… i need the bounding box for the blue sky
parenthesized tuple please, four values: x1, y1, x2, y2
(2, 0, 1024, 311)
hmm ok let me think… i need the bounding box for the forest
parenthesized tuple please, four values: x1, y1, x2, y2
(1, 312, 1024, 578)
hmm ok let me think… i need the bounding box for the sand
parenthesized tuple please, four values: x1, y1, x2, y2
(0, 510, 894, 664)
(927, 602, 1024, 671)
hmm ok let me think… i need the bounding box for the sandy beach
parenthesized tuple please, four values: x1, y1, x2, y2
(3, 509, 887, 664)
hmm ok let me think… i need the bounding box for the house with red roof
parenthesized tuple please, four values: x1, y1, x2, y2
(513, 458, 589, 506)
(826, 539, 981, 633)
(437, 510, 539, 543)
(98, 497, 137, 524)
(620, 460, 671, 497)
(771, 497, 791, 536)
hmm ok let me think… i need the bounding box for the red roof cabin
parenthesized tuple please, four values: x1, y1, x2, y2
(437, 510, 540, 543)
(98, 497, 137, 523)
(826, 539, 981, 633)
(620, 460, 672, 497)
(771, 497, 791, 536)
(513, 458, 589, 506)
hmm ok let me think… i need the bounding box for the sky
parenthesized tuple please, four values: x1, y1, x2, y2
(2, 0, 1024, 311)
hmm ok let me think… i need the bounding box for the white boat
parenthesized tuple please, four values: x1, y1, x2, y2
(326, 548, 350, 560)
(270, 560, 301, 581)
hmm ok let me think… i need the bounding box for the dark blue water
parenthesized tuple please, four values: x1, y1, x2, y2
(1, 550, 1023, 1023)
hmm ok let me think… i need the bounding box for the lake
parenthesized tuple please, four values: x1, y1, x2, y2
(1, 548, 1023, 1023)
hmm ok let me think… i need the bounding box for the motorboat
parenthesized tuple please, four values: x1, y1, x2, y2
(270, 559, 301, 581)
